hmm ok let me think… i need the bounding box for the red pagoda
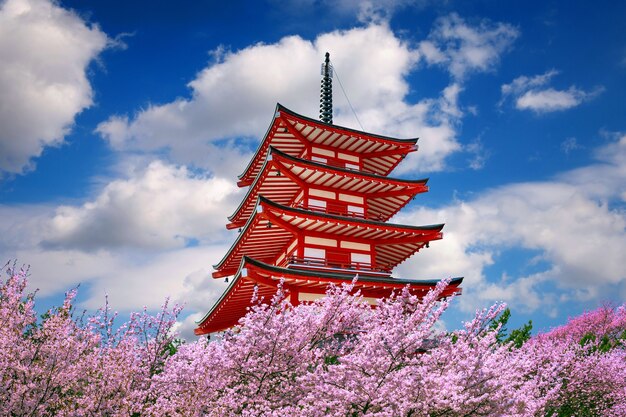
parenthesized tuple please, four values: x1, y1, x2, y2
(195, 53, 462, 335)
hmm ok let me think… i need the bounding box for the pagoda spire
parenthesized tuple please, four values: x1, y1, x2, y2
(319, 52, 333, 124)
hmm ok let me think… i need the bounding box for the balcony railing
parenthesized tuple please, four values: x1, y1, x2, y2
(296, 202, 366, 219)
(280, 255, 390, 276)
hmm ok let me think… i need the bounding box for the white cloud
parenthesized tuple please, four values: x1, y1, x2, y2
(500, 69, 559, 96)
(418, 13, 519, 80)
(97, 23, 485, 174)
(42, 160, 240, 251)
(0, 165, 233, 332)
(559, 134, 626, 201)
(173, 263, 235, 340)
(2, 242, 228, 314)
(2, 247, 119, 296)
(516, 88, 593, 112)
(174, 312, 206, 341)
(96, 17, 521, 174)
(396, 135, 626, 314)
(273, 0, 431, 24)
(500, 70, 603, 113)
(0, 204, 54, 251)
(466, 138, 490, 170)
(0, 159, 237, 313)
(1, 199, 231, 331)
(0, 0, 108, 174)
(351, 0, 430, 23)
(79, 245, 228, 312)
(392, 83, 463, 173)
(560, 137, 582, 155)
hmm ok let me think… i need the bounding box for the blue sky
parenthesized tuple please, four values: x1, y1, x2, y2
(1, 0, 624, 338)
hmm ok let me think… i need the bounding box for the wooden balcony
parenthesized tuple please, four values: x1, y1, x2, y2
(296, 202, 366, 219)
(280, 255, 391, 277)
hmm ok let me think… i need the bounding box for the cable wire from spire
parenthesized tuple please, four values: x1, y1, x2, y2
(330, 59, 365, 131)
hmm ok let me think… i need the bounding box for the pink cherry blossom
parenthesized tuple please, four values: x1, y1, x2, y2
(1, 262, 624, 416)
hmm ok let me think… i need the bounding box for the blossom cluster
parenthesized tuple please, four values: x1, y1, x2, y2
(1, 263, 624, 416)
(0, 264, 182, 416)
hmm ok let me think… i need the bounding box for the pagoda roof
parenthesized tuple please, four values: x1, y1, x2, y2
(227, 147, 429, 229)
(237, 104, 418, 187)
(213, 196, 443, 278)
(196, 256, 463, 335)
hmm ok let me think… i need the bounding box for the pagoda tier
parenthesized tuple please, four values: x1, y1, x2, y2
(213, 196, 443, 279)
(237, 104, 418, 187)
(195, 256, 463, 335)
(227, 147, 429, 229)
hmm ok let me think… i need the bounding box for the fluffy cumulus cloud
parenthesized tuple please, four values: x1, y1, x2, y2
(395, 135, 626, 315)
(500, 70, 603, 113)
(97, 18, 517, 174)
(0, 158, 239, 310)
(96, 25, 438, 169)
(1, 191, 230, 334)
(42, 160, 240, 251)
(516, 89, 594, 112)
(418, 13, 519, 80)
(0, 0, 108, 174)
(2, 241, 228, 315)
(78, 245, 228, 312)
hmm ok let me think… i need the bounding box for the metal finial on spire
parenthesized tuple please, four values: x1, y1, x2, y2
(320, 52, 333, 124)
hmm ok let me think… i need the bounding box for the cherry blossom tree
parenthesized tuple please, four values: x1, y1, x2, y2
(1, 262, 624, 416)
(0, 262, 181, 416)
(537, 304, 626, 417)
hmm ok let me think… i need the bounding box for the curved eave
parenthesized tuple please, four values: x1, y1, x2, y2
(271, 146, 429, 185)
(260, 195, 444, 232)
(194, 269, 279, 335)
(214, 196, 444, 278)
(237, 103, 283, 184)
(195, 256, 463, 335)
(277, 104, 419, 144)
(237, 103, 420, 187)
(244, 255, 463, 288)
(213, 198, 293, 276)
(214, 201, 260, 272)
(227, 147, 430, 229)
(227, 153, 277, 225)
(195, 270, 241, 333)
